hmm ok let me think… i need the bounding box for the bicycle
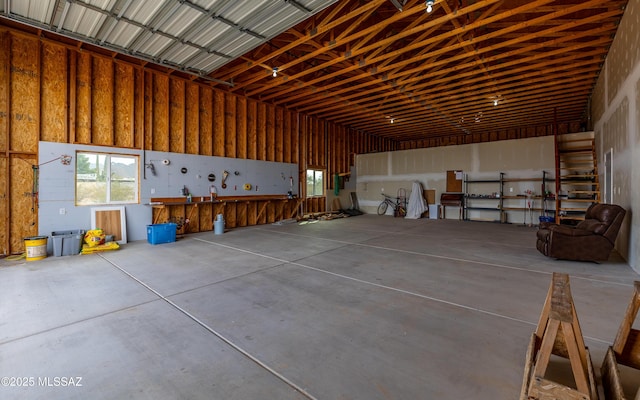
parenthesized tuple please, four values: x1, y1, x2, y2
(377, 193, 407, 217)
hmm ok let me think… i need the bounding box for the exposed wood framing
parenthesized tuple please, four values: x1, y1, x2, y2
(0, 26, 398, 253)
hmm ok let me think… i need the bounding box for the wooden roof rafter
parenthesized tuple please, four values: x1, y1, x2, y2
(246, 0, 505, 98)
(287, 9, 616, 122)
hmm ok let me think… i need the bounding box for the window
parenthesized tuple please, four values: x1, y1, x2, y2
(306, 169, 324, 197)
(76, 152, 138, 205)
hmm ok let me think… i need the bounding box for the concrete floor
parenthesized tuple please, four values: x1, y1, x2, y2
(1, 215, 639, 399)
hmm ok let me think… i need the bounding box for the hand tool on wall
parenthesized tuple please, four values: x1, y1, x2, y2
(221, 170, 229, 189)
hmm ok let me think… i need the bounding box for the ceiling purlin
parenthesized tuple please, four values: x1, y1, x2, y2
(255, 16, 428, 105)
(368, 85, 591, 139)
(205, 4, 343, 82)
(247, 27, 378, 100)
(213, 0, 388, 83)
(373, 84, 592, 139)
(265, 0, 549, 112)
(319, 35, 609, 129)
(284, 2, 560, 120)
(330, 74, 589, 135)
(319, 44, 608, 137)
(380, 0, 614, 91)
(362, 71, 598, 132)
(286, 42, 445, 115)
(362, 96, 587, 140)
(399, 23, 615, 98)
(255, 0, 502, 105)
(267, 7, 440, 108)
(292, 34, 459, 114)
(238, 1, 423, 97)
(298, 2, 616, 126)
(439, 0, 505, 95)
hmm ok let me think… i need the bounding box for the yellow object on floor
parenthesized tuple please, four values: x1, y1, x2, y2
(81, 241, 120, 254)
(24, 236, 48, 261)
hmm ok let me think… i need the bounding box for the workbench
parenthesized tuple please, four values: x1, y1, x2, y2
(148, 195, 304, 233)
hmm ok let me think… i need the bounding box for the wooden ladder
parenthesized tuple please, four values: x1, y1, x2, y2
(521, 272, 598, 400)
(554, 133, 600, 224)
(601, 281, 640, 400)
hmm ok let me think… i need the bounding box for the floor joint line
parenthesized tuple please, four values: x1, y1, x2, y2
(193, 237, 613, 345)
(253, 227, 634, 287)
(98, 253, 318, 400)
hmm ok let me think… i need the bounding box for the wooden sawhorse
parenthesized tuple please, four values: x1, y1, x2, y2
(521, 272, 598, 400)
(601, 281, 640, 400)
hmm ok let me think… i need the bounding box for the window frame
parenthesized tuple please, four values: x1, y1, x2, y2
(306, 168, 325, 198)
(75, 151, 139, 206)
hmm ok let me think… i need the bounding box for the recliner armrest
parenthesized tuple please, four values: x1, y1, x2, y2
(548, 225, 593, 237)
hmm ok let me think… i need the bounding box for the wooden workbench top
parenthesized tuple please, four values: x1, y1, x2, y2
(149, 195, 296, 206)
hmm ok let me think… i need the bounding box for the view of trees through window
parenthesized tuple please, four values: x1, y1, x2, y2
(306, 169, 324, 197)
(76, 152, 138, 205)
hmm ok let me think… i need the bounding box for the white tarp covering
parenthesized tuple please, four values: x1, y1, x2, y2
(405, 181, 427, 219)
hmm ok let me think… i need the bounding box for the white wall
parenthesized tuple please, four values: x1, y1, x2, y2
(38, 141, 297, 252)
(356, 136, 556, 222)
(591, 0, 639, 273)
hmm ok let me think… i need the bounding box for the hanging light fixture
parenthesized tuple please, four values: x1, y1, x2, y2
(494, 99, 499, 106)
(272, 67, 278, 78)
(426, 0, 434, 13)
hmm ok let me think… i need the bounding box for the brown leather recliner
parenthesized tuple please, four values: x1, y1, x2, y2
(536, 203, 626, 262)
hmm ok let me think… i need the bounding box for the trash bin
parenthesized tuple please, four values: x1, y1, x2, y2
(214, 214, 225, 235)
(428, 204, 440, 219)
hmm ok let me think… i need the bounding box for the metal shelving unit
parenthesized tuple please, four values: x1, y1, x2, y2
(464, 171, 555, 224)
(463, 172, 504, 222)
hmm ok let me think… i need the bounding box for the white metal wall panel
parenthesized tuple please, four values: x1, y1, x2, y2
(123, 0, 166, 26)
(106, 21, 143, 48)
(183, 19, 227, 47)
(161, 44, 199, 65)
(158, 4, 201, 37)
(14, 0, 56, 24)
(137, 35, 173, 58)
(62, 3, 104, 37)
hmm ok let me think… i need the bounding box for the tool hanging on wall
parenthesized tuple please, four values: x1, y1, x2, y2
(221, 170, 229, 189)
(31, 165, 38, 220)
(20, 154, 73, 225)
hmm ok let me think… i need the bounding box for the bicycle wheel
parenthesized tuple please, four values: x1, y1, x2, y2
(377, 201, 388, 215)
